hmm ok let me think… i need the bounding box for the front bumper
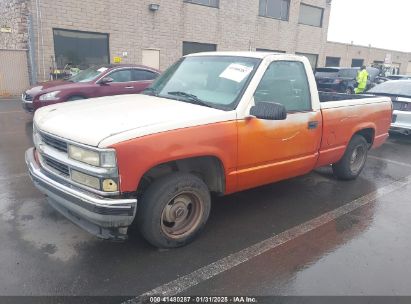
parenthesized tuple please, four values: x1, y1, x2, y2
(390, 110, 411, 135)
(25, 147, 137, 240)
(21, 95, 34, 113)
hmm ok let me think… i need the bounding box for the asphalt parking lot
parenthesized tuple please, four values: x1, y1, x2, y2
(1, 98, 411, 302)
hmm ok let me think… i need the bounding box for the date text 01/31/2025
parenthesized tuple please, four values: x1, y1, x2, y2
(147, 296, 258, 303)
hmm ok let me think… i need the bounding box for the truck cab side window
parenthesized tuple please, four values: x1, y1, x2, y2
(254, 61, 311, 112)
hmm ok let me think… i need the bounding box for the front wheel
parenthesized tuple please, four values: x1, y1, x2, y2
(137, 173, 211, 248)
(332, 135, 369, 180)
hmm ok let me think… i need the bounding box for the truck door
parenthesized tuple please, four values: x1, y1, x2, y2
(237, 60, 322, 191)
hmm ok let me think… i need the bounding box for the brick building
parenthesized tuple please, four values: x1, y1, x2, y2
(0, 0, 410, 95)
(325, 42, 410, 75)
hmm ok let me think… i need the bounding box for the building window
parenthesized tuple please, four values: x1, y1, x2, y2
(256, 48, 286, 53)
(184, 0, 219, 8)
(299, 4, 324, 27)
(351, 59, 364, 67)
(325, 56, 341, 67)
(183, 41, 217, 56)
(53, 29, 109, 69)
(296, 52, 318, 69)
(259, 0, 290, 21)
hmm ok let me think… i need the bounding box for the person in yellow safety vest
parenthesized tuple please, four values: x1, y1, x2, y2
(355, 65, 369, 94)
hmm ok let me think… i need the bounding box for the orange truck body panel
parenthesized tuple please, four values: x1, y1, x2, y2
(112, 101, 391, 195)
(316, 102, 391, 168)
(112, 121, 239, 194)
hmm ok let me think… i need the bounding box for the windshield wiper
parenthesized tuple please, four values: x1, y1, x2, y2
(167, 91, 213, 108)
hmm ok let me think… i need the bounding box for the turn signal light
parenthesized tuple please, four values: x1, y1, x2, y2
(102, 179, 118, 192)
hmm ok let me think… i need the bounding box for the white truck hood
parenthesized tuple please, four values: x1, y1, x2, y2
(34, 94, 236, 147)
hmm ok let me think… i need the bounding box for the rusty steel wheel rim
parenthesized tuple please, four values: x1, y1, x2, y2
(161, 192, 204, 239)
(350, 145, 366, 173)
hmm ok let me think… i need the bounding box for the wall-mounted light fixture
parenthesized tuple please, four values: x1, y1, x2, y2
(149, 4, 160, 11)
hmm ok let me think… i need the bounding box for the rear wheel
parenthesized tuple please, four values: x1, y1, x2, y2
(332, 135, 368, 180)
(345, 87, 353, 95)
(137, 173, 211, 248)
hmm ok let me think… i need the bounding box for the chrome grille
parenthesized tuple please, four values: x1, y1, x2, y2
(392, 101, 411, 111)
(43, 155, 70, 176)
(40, 133, 68, 152)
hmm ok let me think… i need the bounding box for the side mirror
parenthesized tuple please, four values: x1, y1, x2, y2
(98, 76, 113, 85)
(250, 102, 287, 120)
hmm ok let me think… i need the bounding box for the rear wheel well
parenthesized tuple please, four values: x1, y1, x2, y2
(354, 128, 375, 147)
(136, 156, 225, 198)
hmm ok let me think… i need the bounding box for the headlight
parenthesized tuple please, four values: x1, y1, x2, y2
(71, 170, 119, 192)
(39, 91, 61, 101)
(68, 145, 117, 168)
(71, 170, 101, 190)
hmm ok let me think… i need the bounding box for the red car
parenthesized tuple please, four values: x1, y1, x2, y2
(21, 64, 160, 112)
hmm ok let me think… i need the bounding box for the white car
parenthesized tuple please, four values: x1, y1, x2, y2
(368, 80, 411, 135)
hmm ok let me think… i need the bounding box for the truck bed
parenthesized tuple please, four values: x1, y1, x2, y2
(315, 94, 392, 168)
(319, 91, 374, 102)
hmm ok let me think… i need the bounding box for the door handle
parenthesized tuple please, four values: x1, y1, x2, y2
(125, 86, 134, 89)
(308, 121, 319, 129)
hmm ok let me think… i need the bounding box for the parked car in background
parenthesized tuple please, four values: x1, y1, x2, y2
(375, 76, 391, 84)
(21, 64, 160, 112)
(315, 67, 379, 94)
(368, 80, 411, 135)
(386, 75, 411, 81)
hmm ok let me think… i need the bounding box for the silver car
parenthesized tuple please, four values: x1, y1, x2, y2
(368, 80, 411, 135)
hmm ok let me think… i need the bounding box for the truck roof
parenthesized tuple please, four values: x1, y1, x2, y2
(186, 51, 301, 60)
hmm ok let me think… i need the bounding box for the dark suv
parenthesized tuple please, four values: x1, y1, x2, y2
(315, 67, 379, 94)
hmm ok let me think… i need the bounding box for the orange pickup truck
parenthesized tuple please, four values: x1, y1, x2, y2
(26, 52, 392, 248)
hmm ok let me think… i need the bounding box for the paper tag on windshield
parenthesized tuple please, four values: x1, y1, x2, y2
(219, 64, 253, 83)
(98, 67, 108, 73)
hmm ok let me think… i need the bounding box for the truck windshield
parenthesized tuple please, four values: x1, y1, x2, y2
(143, 56, 261, 110)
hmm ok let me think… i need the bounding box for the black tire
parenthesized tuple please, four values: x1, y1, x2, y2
(332, 135, 369, 180)
(67, 96, 86, 101)
(137, 173, 211, 248)
(345, 87, 353, 95)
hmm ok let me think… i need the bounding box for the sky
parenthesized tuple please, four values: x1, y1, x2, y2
(327, 0, 411, 52)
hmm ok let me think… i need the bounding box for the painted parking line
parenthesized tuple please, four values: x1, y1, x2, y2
(124, 175, 411, 304)
(369, 155, 411, 168)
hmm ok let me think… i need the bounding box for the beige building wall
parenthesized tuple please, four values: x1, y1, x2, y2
(0, 0, 30, 95)
(0, 0, 30, 50)
(324, 41, 410, 74)
(0, 49, 30, 95)
(3, 0, 410, 83)
(29, 0, 332, 81)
